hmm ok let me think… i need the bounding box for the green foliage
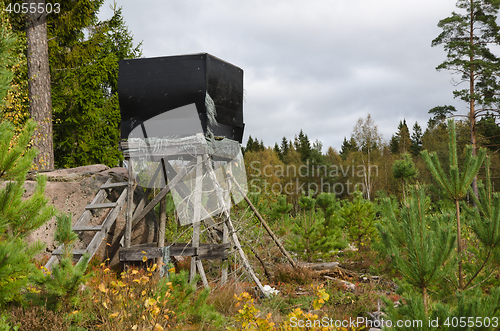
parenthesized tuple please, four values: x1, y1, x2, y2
(383, 287, 500, 331)
(392, 154, 418, 182)
(288, 195, 337, 261)
(269, 195, 292, 226)
(377, 187, 457, 311)
(27, 213, 90, 311)
(0, 11, 15, 105)
(49, 1, 142, 168)
(165, 271, 224, 326)
(432, 0, 500, 107)
(461, 156, 500, 288)
(392, 153, 418, 202)
(340, 192, 377, 249)
(421, 120, 485, 202)
(421, 119, 486, 290)
(0, 120, 57, 306)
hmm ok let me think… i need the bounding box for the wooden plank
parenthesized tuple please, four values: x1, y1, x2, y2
(100, 182, 128, 189)
(125, 159, 135, 248)
(72, 225, 103, 232)
(85, 202, 117, 210)
(45, 179, 113, 270)
(129, 164, 191, 227)
(73, 178, 111, 228)
(196, 259, 210, 289)
(120, 247, 162, 261)
(157, 162, 167, 266)
(229, 172, 297, 269)
(120, 243, 229, 261)
(203, 157, 268, 298)
(131, 161, 162, 222)
(52, 248, 86, 256)
(77, 186, 128, 266)
(191, 155, 203, 283)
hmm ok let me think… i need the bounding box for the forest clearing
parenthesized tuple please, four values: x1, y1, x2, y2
(2, 0, 500, 330)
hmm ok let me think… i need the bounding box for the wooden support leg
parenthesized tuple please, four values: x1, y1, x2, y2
(203, 155, 267, 297)
(157, 158, 168, 267)
(190, 155, 209, 287)
(229, 173, 297, 269)
(221, 223, 229, 285)
(125, 159, 135, 248)
(221, 162, 232, 285)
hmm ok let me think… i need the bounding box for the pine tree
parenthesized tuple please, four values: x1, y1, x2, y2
(0, 21, 56, 305)
(288, 194, 333, 261)
(421, 119, 486, 290)
(461, 156, 500, 289)
(28, 213, 90, 310)
(0, 120, 57, 305)
(339, 192, 377, 250)
(269, 195, 293, 228)
(377, 187, 456, 313)
(433, 0, 500, 196)
(392, 153, 418, 203)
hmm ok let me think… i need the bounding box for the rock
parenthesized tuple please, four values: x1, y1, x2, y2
(22, 166, 158, 267)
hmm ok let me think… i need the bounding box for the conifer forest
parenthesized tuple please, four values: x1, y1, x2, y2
(2, 0, 500, 330)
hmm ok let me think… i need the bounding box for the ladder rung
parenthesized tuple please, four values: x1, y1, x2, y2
(72, 225, 103, 232)
(85, 202, 117, 210)
(52, 249, 87, 256)
(100, 182, 129, 189)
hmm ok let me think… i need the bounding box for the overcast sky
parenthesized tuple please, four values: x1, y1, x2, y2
(98, 0, 463, 152)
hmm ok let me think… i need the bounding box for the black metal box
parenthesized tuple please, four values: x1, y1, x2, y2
(118, 53, 244, 143)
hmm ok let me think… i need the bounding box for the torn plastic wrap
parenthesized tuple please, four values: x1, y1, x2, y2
(126, 104, 247, 226)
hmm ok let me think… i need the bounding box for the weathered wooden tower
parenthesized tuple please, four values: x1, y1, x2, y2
(46, 54, 296, 296)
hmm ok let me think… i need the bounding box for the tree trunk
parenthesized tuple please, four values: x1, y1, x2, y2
(26, 0, 54, 170)
(456, 199, 464, 290)
(469, 0, 479, 199)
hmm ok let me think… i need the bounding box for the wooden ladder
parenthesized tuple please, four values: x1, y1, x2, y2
(45, 178, 129, 270)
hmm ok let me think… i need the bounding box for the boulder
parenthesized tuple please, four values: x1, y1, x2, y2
(23, 165, 158, 266)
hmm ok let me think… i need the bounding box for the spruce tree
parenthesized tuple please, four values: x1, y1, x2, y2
(410, 122, 423, 156)
(421, 119, 486, 290)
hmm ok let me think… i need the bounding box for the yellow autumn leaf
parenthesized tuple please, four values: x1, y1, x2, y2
(154, 324, 164, 331)
(109, 312, 119, 319)
(102, 302, 108, 309)
(142, 256, 148, 262)
(131, 270, 139, 275)
(98, 283, 106, 293)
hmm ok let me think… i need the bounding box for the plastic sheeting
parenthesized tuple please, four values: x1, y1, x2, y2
(126, 103, 247, 226)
